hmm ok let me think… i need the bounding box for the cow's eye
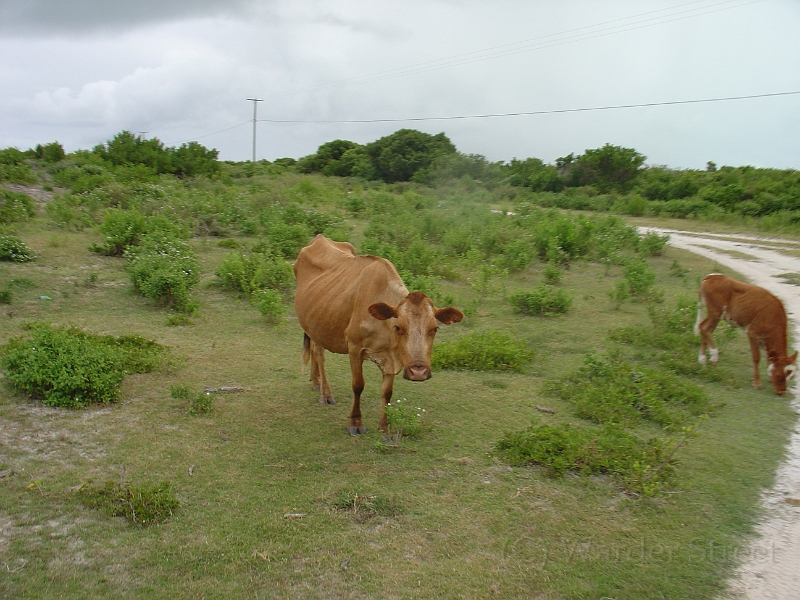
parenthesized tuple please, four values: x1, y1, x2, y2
(429, 327, 439, 336)
(394, 326, 403, 334)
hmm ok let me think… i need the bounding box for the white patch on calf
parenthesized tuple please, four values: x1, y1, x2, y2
(786, 364, 797, 382)
(709, 348, 719, 363)
(698, 353, 707, 365)
(769, 363, 775, 375)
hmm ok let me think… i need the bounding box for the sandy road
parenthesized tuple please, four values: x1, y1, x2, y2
(642, 228, 800, 599)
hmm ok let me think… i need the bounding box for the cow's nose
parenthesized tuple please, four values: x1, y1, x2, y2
(404, 365, 431, 381)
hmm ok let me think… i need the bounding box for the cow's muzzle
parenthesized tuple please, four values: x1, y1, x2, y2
(404, 364, 431, 381)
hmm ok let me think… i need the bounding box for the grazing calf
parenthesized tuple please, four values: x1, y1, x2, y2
(293, 235, 463, 434)
(695, 273, 797, 395)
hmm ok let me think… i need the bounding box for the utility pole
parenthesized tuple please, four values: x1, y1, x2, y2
(246, 98, 263, 162)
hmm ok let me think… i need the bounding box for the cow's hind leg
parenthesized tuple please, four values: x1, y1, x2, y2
(311, 342, 335, 405)
(748, 333, 762, 389)
(347, 351, 366, 435)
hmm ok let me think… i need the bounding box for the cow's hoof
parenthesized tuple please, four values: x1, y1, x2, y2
(319, 397, 335, 405)
(348, 425, 366, 435)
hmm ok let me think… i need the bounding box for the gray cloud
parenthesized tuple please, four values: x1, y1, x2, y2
(0, 0, 259, 36)
(1, 0, 799, 168)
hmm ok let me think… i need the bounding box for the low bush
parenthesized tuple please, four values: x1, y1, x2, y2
(126, 233, 200, 313)
(384, 398, 426, 441)
(0, 324, 169, 408)
(432, 329, 535, 372)
(0, 189, 36, 224)
(77, 480, 178, 525)
(170, 384, 213, 415)
(216, 249, 294, 295)
(639, 230, 670, 256)
(0, 235, 36, 262)
(546, 352, 709, 427)
(623, 257, 656, 296)
(494, 423, 674, 495)
(252, 288, 285, 322)
(90, 208, 146, 256)
(509, 285, 573, 316)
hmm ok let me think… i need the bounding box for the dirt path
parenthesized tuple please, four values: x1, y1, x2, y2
(643, 228, 800, 599)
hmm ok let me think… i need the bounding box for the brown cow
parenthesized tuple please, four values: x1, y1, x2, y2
(695, 273, 797, 395)
(293, 235, 464, 434)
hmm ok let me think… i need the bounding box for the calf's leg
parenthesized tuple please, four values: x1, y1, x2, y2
(697, 313, 721, 365)
(748, 334, 762, 389)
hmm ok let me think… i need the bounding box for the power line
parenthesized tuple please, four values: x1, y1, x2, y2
(258, 91, 800, 125)
(262, 0, 761, 99)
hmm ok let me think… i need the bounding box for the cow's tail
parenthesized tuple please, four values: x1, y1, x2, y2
(694, 287, 705, 336)
(302, 333, 311, 371)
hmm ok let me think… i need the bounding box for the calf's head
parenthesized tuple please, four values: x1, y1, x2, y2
(368, 291, 463, 381)
(768, 350, 798, 395)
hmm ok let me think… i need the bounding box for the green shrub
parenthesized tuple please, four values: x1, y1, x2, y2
(78, 480, 178, 525)
(0, 324, 169, 408)
(432, 330, 535, 372)
(252, 288, 285, 322)
(494, 423, 674, 494)
(385, 398, 425, 441)
(639, 230, 670, 256)
(126, 233, 200, 313)
(90, 208, 146, 255)
(623, 257, 656, 296)
(509, 285, 572, 316)
(608, 280, 630, 309)
(542, 262, 562, 285)
(547, 352, 709, 427)
(0, 189, 36, 224)
(216, 250, 294, 295)
(217, 238, 239, 249)
(0, 289, 11, 304)
(2, 327, 124, 407)
(170, 384, 213, 415)
(0, 235, 36, 262)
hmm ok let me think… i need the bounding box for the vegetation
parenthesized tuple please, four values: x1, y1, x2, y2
(77, 480, 179, 525)
(0, 129, 796, 598)
(0, 324, 168, 408)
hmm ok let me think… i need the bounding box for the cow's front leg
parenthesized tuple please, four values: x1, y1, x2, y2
(348, 351, 366, 435)
(748, 335, 762, 389)
(379, 373, 395, 434)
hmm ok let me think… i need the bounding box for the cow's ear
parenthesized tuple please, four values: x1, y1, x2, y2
(435, 307, 464, 325)
(369, 303, 397, 321)
(789, 351, 798, 365)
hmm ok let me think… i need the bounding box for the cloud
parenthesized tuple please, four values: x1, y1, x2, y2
(0, 0, 259, 36)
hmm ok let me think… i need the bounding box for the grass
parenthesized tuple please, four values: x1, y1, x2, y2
(0, 214, 796, 598)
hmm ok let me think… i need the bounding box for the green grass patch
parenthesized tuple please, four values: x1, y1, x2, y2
(431, 329, 535, 372)
(77, 480, 179, 525)
(495, 423, 678, 495)
(509, 284, 572, 316)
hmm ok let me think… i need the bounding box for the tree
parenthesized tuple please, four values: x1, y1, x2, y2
(365, 129, 456, 183)
(169, 142, 220, 178)
(561, 144, 646, 193)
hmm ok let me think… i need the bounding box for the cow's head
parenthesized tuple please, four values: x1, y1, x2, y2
(767, 350, 798, 395)
(368, 291, 463, 381)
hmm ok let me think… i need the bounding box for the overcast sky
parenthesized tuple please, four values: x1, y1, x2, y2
(1, 0, 798, 169)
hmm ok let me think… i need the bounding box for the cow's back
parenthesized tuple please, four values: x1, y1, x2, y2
(294, 235, 405, 355)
